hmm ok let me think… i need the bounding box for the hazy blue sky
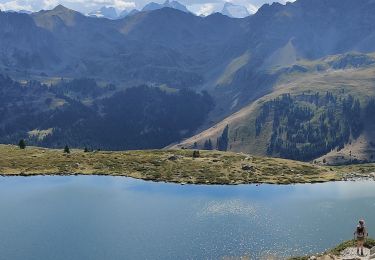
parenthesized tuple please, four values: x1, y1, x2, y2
(0, 0, 295, 15)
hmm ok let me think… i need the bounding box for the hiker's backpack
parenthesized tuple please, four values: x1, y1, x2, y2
(357, 226, 365, 237)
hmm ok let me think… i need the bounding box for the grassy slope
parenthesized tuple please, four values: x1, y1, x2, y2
(173, 54, 375, 161)
(1, 144, 375, 184)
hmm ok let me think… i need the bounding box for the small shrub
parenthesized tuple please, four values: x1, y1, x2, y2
(193, 150, 200, 158)
(18, 139, 26, 149)
(64, 145, 70, 154)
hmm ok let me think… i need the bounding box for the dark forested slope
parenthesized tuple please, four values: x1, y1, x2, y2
(0, 75, 214, 149)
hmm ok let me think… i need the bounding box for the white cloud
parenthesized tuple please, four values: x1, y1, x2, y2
(42, 0, 59, 8)
(189, 2, 220, 16)
(111, 0, 136, 9)
(246, 3, 258, 14)
(197, 3, 217, 16)
(80, 0, 136, 9)
(0, 0, 136, 11)
(226, 0, 259, 14)
(0, 0, 32, 11)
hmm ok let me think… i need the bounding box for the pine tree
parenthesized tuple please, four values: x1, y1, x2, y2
(84, 147, 89, 153)
(217, 125, 229, 151)
(64, 145, 70, 154)
(18, 139, 26, 149)
(203, 139, 213, 150)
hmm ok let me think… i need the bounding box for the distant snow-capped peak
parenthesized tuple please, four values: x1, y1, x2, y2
(88, 6, 118, 19)
(221, 2, 250, 18)
(142, 0, 190, 13)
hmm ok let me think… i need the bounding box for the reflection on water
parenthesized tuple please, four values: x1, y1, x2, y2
(0, 176, 374, 259)
(198, 200, 258, 217)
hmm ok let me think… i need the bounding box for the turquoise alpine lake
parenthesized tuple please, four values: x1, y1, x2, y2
(0, 176, 374, 259)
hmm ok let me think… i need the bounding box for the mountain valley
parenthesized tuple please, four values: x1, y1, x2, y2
(2, 0, 375, 164)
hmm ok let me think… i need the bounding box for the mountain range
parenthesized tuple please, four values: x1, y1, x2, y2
(3, 1, 252, 20)
(1, 0, 375, 164)
(87, 1, 190, 20)
(142, 0, 190, 13)
(87, 1, 251, 19)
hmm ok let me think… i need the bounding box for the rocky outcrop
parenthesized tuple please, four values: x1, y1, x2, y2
(308, 246, 375, 260)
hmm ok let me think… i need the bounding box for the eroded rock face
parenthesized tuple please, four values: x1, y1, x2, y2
(340, 247, 370, 259)
(370, 246, 375, 259)
(311, 246, 374, 260)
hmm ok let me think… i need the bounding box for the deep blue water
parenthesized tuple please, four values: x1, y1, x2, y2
(0, 176, 374, 259)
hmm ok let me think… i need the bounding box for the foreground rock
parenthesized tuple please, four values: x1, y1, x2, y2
(294, 239, 375, 260)
(311, 247, 370, 259)
(341, 247, 370, 259)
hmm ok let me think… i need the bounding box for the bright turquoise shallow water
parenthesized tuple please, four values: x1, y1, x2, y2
(0, 176, 374, 259)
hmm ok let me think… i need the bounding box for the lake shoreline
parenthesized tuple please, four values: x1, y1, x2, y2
(1, 172, 372, 186)
(1, 144, 375, 185)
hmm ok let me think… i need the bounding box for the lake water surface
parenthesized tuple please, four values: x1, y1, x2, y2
(0, 176, 374, 259)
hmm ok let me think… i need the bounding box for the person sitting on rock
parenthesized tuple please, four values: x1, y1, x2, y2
(354, 219, 368, 256)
